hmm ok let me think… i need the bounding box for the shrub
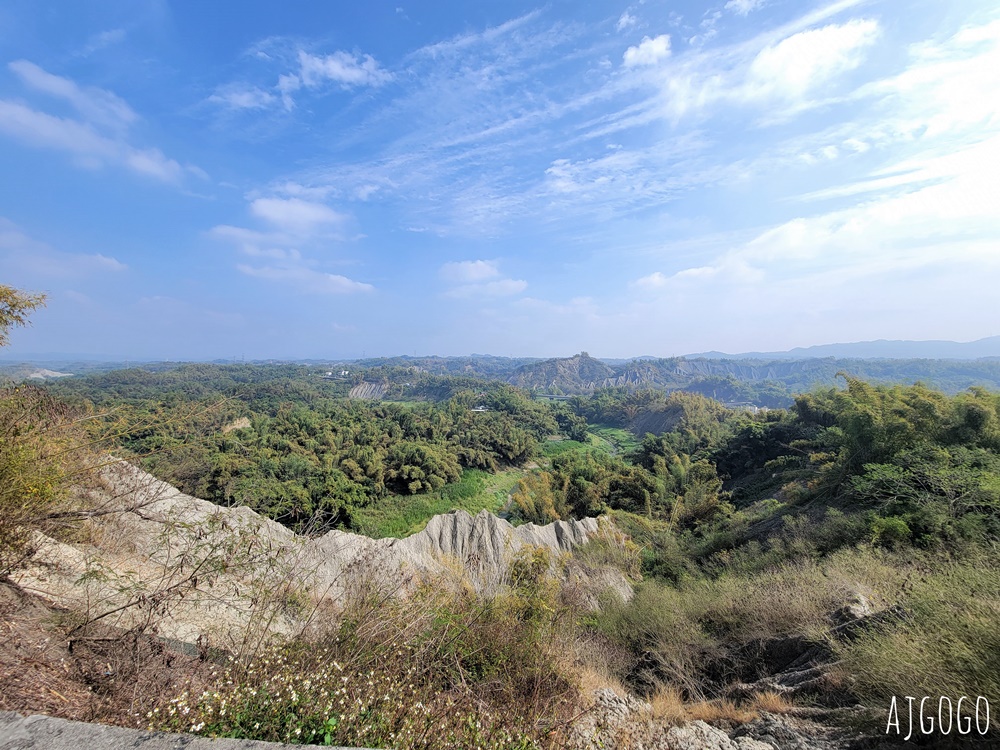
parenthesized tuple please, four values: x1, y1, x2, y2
(0, 385, 83, 577)
(834, 555, 1000, 733)
(869, 515, 911, 549)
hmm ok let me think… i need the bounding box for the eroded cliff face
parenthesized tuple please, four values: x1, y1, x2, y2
(13, 461, 628, 647)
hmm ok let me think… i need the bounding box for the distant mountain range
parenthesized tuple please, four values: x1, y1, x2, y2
(501, 352, 1000, 403)
(6, 338, 1000, 404)
(687, 336, 1000, 361)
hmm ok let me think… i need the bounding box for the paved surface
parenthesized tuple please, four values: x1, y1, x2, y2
(0, 712, 370, 750)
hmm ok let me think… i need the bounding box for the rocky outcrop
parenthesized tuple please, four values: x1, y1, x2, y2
(347, 382, 387, 399)
(667, 721, 774, 750)
(507, 353, 616, 393)
(726, 591, 906, 706)
(13, 461, 617, 647)
(562, 688, 851, 750)
(0, 711, 362, 750)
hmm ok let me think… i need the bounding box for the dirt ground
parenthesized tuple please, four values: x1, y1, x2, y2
(0, 581, 211, 727)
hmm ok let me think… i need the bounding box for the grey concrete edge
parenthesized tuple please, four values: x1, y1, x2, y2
(0, 711, 375, 750)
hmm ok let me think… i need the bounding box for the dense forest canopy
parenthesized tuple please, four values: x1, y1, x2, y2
(42, 363, 1000, 566)
(46, 365, 561, 531)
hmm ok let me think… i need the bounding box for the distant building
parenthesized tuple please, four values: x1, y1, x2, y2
(723, 402, 768, 414)
(321, 369, 351, 380)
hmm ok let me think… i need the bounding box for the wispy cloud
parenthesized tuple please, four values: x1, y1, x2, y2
(616, 12, 637, 32)
(212, 194, 370, 294)
(250, 3, 893, 240)
(78, 28, 126, 57)
(0, 61, 202, 184)
(0, 217, 127, 278)
(646, 17, 881, 122)
(725, 0, 765, 17)
(297, 50, 391, 88)
(208, 84, 277, 110)
(744, 19, 879, 102)
(439, 259, 526, 298)
(635, 16, 1000, 312)
(237, 264, 373, 294)
(264, 13, 610, 235)
(439, 259, 500, 283)
(9, 59, 136, 129)
(276, 49, 391, 109)
(217, 42, 392, 111)
(250, 196, 348, 233)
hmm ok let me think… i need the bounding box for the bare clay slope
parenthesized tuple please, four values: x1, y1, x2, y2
(14, 461, 611, 646)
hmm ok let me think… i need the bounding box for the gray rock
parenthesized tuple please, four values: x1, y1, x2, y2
(733, 713, 842, 750)
(16, 462, 620, 645)
(0, 711, 368, 750)
(667, 720, 768, 750)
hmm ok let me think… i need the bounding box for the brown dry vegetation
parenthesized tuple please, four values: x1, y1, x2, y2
(0, 580, 213, 724)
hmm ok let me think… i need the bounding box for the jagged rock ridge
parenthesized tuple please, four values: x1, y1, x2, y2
(15, 461, 616, 646)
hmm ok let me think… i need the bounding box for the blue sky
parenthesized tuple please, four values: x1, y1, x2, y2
(1, 0, 998, 360)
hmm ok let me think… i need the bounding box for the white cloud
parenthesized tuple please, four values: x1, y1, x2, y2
(666, 131, 1000, 289)
(355, 184, 380, 200)
(632, 271, 668, 289)
(415, 10, 542, 59)
(439, 259, 500, 283)
(277, 73, 301, 110)
(0, 217, 127, 277)
(0, 100, 117, 158)
(297, 50, 391, 88)
(623, 35, 671, 67)
(857, 18, 1000, 139)
(650, 17, 881, 121)
(210, 225, 305, 260)
(80, 28, 126, 56)
(628, 12, 1000, 342)
(125, 147, 186, 182)
(0, 62, 200, 185)
(271, 48, 391, 108)
(746, 15, 1000, 193)
(8, 60, 137, 129)
(444, 278, 527, 299)
(725, 0, 764, 16)
(237, 264, 373, 294)
(250, 197, 347, 232)
(744, 19, 879, 101)
(617, 12, 637, 32)
(214, 194, 366, 296)
(208, 85, 277, 110)
(439, 259, 525, 298)
(481, 279, 528, 296)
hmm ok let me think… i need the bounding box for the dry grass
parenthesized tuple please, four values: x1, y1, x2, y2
(0, 581, 213, 725)
(577, 665, 628, 704)
(648, 686, 688, 725)
(685, 698, 757, 724)
(647, 685, 788, 726)
(747, 690, 796, 714)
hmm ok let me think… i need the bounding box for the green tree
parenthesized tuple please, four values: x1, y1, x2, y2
(0, 284, 46, 347)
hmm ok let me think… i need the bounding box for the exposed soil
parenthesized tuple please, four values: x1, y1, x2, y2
(0, 581, 211, 727)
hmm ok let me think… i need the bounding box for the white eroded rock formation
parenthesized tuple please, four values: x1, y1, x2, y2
(14, 460, 621, 646)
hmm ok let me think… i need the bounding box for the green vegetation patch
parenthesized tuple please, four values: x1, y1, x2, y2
(589, 424, 641, 454)
(351, 468, 522, 538)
